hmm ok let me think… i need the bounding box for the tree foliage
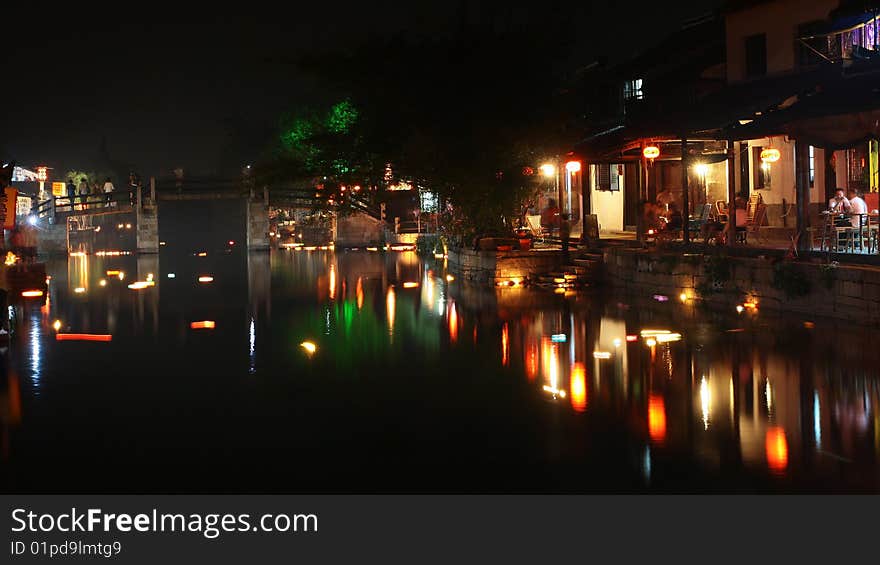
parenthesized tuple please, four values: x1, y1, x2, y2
(265, 25, 582, 241)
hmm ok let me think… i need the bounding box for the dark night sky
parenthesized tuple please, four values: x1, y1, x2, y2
(1, 1, 723, 180)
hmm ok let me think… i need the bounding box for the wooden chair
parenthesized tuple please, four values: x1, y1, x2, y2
(525, 214, 547, 244)
(743, 203, 767, 244)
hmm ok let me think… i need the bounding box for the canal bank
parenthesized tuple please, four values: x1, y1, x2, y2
(602, 246, 880, 326)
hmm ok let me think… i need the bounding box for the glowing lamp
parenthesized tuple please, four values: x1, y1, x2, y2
(53, 320, 62, 331)
(198, 276, 214, 283)
(539, 164, 556, 177)
(760, 148, 781, 163)
(300, 341, 317, 355)
(402, 282, 419, 288)
(446, 275, 455, 282)
(36, 166, 48, 182)
(190, 321, 216, 329)
(565, 161, 581, 173)
(694, 163, 709, 176)
(643, 146, 660, 160)
(21, 290, 44, 297)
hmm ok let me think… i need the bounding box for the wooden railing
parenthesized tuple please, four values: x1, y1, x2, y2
(35, 190, 137, 222)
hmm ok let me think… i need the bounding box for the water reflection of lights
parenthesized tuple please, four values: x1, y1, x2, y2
(501, 323, 509, 366)
(99, 279, 107, 287)
(29, 321, 41, 387)
(648, 394, 667, 444)
(542, 385, 567, 398)
(21, 290, 43, 298)
(300, 341, 317, 355)
(700, 376, 711, 430)
(542, 337, 561, 397)
(447, 300, 458, 343)
(249, 318, 256, 374)
(190, 321, 216, 329)
(56, 334, 112, 342)
(329, 264, 336, 300)
(52, 320, 61, 332)
(402, 282, 419, 289)
(526, 342, 539, 382)
(356, 277, 364, 310)
(646, 338, 657, 347)
(198, 276, 214, 283)
(655, 333, 681, 343)
(766, 427, 788, 472)
(814, 391, 821, 447)
(570, 363, 587, 412)
(446, 274, 454, 282)
(387, 286, 396, 336)
(593, 351, 611, 359)
(765, 380, 773, 414)
(74, 287, 86, 294)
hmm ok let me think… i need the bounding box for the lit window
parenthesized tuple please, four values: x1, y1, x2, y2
(624, 78, 644, 100)
(809, 146, 815, 187)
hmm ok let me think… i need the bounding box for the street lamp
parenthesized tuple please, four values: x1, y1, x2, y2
(540, 163, 556, 177)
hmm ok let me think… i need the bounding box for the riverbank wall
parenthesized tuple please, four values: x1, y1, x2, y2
(447, 248, 563, 286)
(603, 247, 880, 326)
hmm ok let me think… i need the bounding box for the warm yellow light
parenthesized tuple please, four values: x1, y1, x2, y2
(128, 282, 149, 290)
(646, 338, 657, 347)
(570, 363, 587, 412)
(300, 341, 317, 355)
(402, 282, 419, 288)
(679, 292, 688, 302)
(655, 333, 682, 343)
(118, 272, 125, 280)
(648, 394, 667, 444)
(760, 148, 781, 163)
(542, 385, 567, 398)
(99, 279, 107, 287)
(613, 338, 622, 347)
(190, 321, 216, 329)
(197, 252, 207, 257)
(593, 351, 612, 359)
(22, 290, 44, 298)
(4, 252, 19, 266)
(643, 145, 660, 159)
(640, 329, 671, 337)
(52, 320, 62, 331)
(539, 163, 556, 177)
(446, 274, 455, 282)
(107, 270, 120, 276)
(694, 163, 709, 176)
(198, 276, 214, 283)
(74, 287, 86, 293)
(736, 305, 744, 314)
(565, 160, 581, 173)
(766, 427, 788, 471)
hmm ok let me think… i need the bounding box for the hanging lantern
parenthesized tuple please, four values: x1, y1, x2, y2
(760, 148, 781, 163)
(643, 145, 660, 160)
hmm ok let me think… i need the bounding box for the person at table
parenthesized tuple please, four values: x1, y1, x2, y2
(828, 188, 852, 226)
(847, 188, 868, 228)
(829, 188, 852, 214)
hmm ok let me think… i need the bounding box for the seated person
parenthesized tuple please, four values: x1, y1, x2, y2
(829, 188, 852, 226)
(541, 198, 560, 235)
(847, 188, 868, 228)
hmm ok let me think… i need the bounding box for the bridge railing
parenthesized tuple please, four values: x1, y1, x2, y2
(35, 190, 136, 222)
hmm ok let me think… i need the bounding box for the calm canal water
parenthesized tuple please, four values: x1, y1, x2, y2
(1, 248, 879, 493)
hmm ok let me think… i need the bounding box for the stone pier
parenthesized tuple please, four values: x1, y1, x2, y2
(246, 194, 270, 251)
